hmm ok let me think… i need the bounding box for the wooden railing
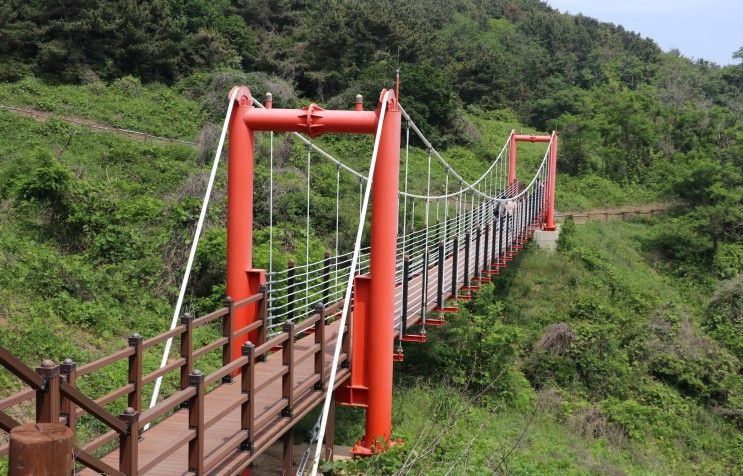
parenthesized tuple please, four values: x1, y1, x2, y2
(0, 283, 348, 474)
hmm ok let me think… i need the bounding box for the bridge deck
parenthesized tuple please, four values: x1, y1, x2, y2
(81, 228, 526, 475)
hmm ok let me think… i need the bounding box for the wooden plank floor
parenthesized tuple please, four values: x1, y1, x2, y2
(82, 229, 522, 475)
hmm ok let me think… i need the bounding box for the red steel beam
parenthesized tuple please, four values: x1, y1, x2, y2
(243, 107, 378, 136)
(544, 132, 558, 230)
(362, 91, 400, 453)
(508, 130, 516, 186)
(513, 134, 551, 143)
(227, 86, 398, 462)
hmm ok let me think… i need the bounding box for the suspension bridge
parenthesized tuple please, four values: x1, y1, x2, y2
(0, 83, 558, 475)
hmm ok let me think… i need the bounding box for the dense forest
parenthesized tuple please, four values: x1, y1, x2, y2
(0, 0, 741, 474)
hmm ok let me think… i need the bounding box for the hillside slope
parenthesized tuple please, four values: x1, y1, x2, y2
(327, 219, 741, 475)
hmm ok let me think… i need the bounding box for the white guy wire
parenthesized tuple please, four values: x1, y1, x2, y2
(310, 90, 392, 476)
(145, 89, 238, 427)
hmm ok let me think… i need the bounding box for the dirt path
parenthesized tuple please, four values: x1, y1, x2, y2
(0, 103, 196, 147)
(556, 202, 672, 224)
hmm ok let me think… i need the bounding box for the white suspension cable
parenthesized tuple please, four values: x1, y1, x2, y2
(311, 91, 392, 476)
(334, 165, 340, 299)
(145, 89, 238, 427)
(269, 131, 274, 328)
(306, 144, 312, 313)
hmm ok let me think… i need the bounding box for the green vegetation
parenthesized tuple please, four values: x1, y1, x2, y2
(328, 219, 742, 474)
(0, 0, 741, 473)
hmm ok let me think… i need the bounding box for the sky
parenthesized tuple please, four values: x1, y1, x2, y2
(545, 0, 742, 66)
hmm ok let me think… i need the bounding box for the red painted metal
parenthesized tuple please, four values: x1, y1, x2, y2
(509, 131, 552, 189)
(227, 87, 256, 364)
(400, 334, 427, 343)
(244, 108, 377, 136)
(338, 275, 370, 408)
(514, 134, 551, 143)
(360, 89, 400, 454)
(508, 130, 516, 186)
(225, 85, 551, 460)
(432, 306, 459, 313)
(544, 132, 558, 231)
(227, 86, 399, 456)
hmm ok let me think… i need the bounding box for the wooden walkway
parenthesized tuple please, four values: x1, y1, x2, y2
(81, 323, 348, 475)
(81, 226, 525, 474)
(0, 218, 533, 476)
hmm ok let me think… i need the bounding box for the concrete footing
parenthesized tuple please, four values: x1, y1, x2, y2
(534, 226, 560, 252)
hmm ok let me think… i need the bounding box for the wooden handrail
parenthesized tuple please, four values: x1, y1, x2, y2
(204, 355, 248, 387)
(0, 289, 366, 475)
(192, 307, 229, 327)
(255, 333, 288, 358)
(193, 336, 229, 360)
(0, 347, 44, 389)
(82, 428, 118, 454)
(76, 347, 135, 377)
(142, 357, 185, 385)
(75, 446, 125, 476)
(232, 319, 263, 340)
(75, 384, 133, 420)
(141, 324, 186, 350)
(0, 387, 34, 411)
(139, 387, 196, 427)
(60, 381, 127, 434)
(233, 292, 264, 310)
(294, 311, 322, 334)
(0, 409, 20, 432)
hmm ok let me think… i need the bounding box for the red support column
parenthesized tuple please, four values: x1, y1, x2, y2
(544, 132, 558, 231)
(356, 91, 400, 454)
(508, 130, 517, 186)
(226, 86, 257, 360)
(226, 85, 398, 459)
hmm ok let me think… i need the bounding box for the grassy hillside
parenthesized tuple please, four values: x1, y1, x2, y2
(326, 219, 741, 475)
(0, 0, 741, 474)
(0, 78, 738, 474)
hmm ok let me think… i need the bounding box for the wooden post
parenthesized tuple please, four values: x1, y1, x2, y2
(324, 393, 336, 473)
(281, 322, 295, 418)
(9, 423, 74, 476)
(323, 251, 332, 306)
(451, 237, 459, 297)
(223, 296, 234, 382)
(282, 427, 294, 476)
(287, 260, 296, 322)
(180, 313, 194, 390)
(436, 241, 444, 309)
(258, 283, 268, 347)
(240, 342, 255, 453)
(35, 359, 60, 424)
(314, 303, 325, 391)
(119, 407, 139, 475)
(463, 232, 470, 287)
(128, 333, 143, 413)
(60, 358, 77, 432)
(401, 255, 410, 333)
(188, 370, 205, 474)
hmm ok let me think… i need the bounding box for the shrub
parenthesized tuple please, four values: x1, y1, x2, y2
(703, 275, 743, 359)
(403, 288, 523, 404)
